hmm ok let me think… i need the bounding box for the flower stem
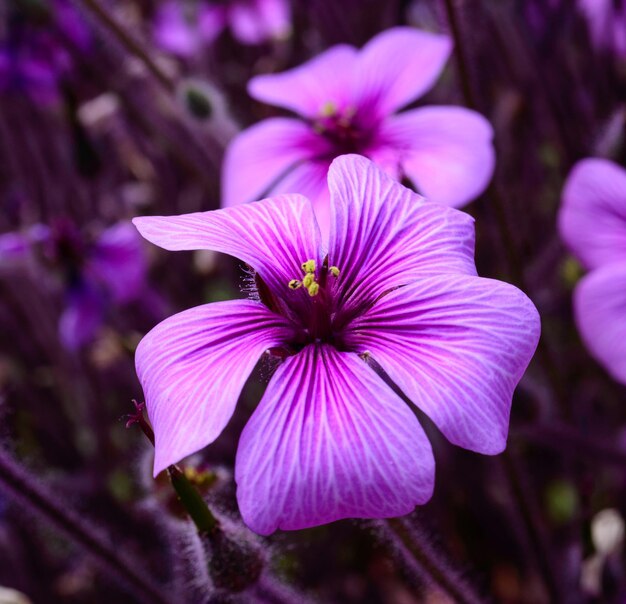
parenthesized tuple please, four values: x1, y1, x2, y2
(75, 0, 174, 93)
(127, 401, 219, 535)
(382, 517, 486, 604)
(0, 447, 168, 604)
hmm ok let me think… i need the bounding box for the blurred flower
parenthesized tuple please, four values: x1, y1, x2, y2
(0, 0, 90, 105)
(579, 0, 626, 57)
(133, 155, 539, 535)
(153, 0, 291, 57)
(0, 220, 147, 351)
(559, 158, 626, 383)
(223, 27, 495, 232)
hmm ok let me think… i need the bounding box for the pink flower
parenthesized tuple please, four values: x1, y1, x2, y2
(133, 155, 539, 535)
(153, 0, 291, 56)
(559, 158, 626, 383)
(579, 0, 626, 57)
(223, 27, 495, 232)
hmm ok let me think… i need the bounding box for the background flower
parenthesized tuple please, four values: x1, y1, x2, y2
(223, 26, 495, 232)
(560, 158, 626, 383)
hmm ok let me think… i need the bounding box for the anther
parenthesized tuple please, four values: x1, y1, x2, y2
(329, 266, 340, 277)
(288, 279, 302, 289)
(301, 259, 316, 273)
(302, 273, 315, 288)
(307, 282, 320, 297)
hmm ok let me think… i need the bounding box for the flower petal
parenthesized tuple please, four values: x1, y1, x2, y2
(575, 263, 626, 384)
(383, 106, 495, 207)
(87, 222, 146, 304)
(59, 284, 104, 351)
(343, 274, 540, 454)
(353, 27, 452, 117)
(248, 45, 358, 118)
(133, 194, 322, 299)
(559, 158, 626, 270)
(152, 1, 201, 57)
(229, 0, 291, 44)
(235, 344, 434, 535)
(136, 300, 297, 475)
(327, 154, 476, 313)
(222, 117, 329, 207)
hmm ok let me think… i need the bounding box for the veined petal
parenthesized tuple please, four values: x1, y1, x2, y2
(136, 300, 297, 475)
(383, 106, 495, 207)
(222, 117, 330, 207)
(353, 27, 452, 117)
(575, 263, 626, 384)
(343, 275, 540, 454)
(133, 194, 322, 299)
(235, 344, 434, 535)
(248, 45, 358, 118)
(327, 155, 476, 313)
(559, 158, 626, 270)
(87, 222, 146, 304)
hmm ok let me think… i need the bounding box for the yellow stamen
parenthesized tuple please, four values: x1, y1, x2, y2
(329, 266, 340, 277)
(302, 273, 315, 288)
(307, 282, 320, 296)
(301, 259, 316, 273)
(288, 279, 302, 289)
(320, 101, 337, 117)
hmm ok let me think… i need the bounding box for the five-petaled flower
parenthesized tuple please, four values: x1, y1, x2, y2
(134, 155, 539, 535)
(223, 27, 495, 232)
(559, 158, 626, 383)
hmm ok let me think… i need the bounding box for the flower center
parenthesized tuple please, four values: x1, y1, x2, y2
(284, 258, 343, 345)
(313, 102, 373, 155)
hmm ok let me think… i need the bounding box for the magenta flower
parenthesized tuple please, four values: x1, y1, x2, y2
(223, 27, 495, 232)
(579, 0, 626, 57)
(133, 155, 539, 535)
(0, 221, 147, 351)
(559, 158, 626, 383)
(153, 0, 291, 57)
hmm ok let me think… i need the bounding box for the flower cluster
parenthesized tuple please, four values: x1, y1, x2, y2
(153, 0, 291, 56)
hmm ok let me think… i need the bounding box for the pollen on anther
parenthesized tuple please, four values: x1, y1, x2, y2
(329, 266, 340, 277)
(307, 282, 320, 296)
(289, 279, 302, 289)
(301, 259, 316, 273)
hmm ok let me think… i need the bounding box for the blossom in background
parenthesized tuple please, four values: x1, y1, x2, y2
(153, 0, 291, 57)
(0, 221, 147, 350)
(223, 27, 495, 231)
(0, 0, 90, 105)
(559, 158, 626, 383)
(579, 0, 626, 56)
(134, 155, 539, 535)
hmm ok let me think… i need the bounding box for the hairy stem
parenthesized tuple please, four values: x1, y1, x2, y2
(0, 447, 169, 604)
(382, 517, 486, 604)
(76, 0, 174, 93)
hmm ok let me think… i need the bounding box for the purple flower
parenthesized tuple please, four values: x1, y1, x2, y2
(0, 221, 147, 351)
(579, 0, 626, 56)
(223, 27, 495, 232)
(559, 158, 626, 383)
(153, 0, 291, 57)
(133, 155, 539, 535)
(0, 1, 90, 104)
